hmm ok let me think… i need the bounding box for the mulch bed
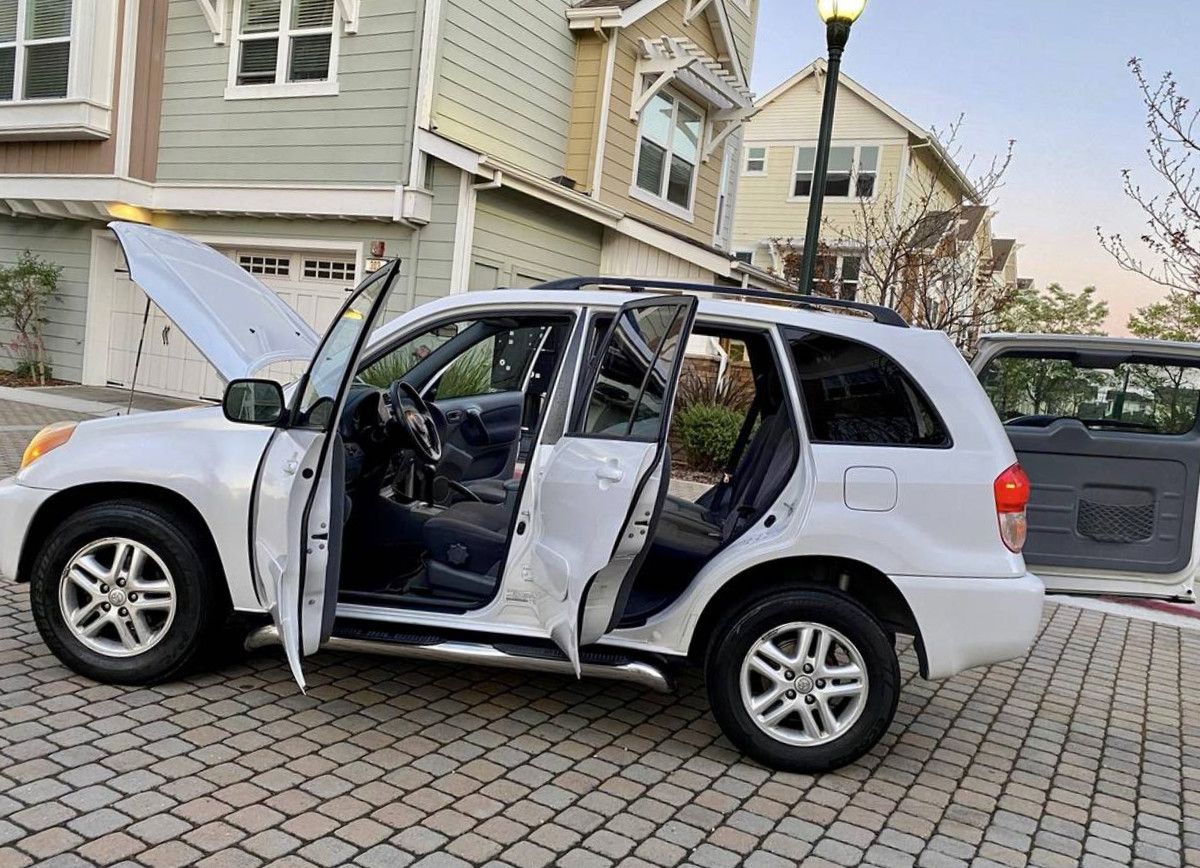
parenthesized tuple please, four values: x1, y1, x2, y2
(0, 372, 71, 388)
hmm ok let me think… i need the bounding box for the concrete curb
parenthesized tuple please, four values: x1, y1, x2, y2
(0, 385, 135, 417)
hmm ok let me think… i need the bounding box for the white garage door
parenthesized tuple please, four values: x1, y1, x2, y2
(105, 248, 357, 401)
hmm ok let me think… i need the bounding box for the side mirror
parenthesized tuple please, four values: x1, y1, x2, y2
(223, 379, 286, 426)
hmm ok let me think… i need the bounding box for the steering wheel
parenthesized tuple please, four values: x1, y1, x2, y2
(387, 380, 443, 464)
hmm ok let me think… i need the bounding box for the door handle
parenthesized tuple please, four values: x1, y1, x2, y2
(595, 462, 624, 483)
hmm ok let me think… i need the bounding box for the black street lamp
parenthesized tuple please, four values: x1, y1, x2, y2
(797, 0, 867, 295)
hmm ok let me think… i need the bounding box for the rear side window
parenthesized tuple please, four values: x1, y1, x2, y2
(789, 332, 950, 447)
(979, 351, 1200, 435)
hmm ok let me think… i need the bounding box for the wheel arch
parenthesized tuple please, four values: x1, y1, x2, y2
(17, 482, 231, 608)
(688, 555, 928, 676)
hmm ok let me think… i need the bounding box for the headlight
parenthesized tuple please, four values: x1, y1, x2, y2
(21, 422, 77, 471)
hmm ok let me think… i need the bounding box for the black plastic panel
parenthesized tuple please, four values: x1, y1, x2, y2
(1010, 419, 1200, 574)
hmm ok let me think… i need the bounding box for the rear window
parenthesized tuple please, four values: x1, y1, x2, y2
(789, 332, 950, 447)
(979, 351, 1200, 435)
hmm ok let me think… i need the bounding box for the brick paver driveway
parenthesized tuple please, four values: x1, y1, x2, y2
(0, 398, 1197, 868)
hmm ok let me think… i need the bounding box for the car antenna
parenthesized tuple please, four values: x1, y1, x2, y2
(126, 296, 152, 416)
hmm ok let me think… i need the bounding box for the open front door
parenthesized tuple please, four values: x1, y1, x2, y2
(529, 296, 697, 671)
(974, 335, 1200, 602)
(252, 262, 402, 690)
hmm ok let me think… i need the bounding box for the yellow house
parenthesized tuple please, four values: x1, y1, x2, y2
(731, 59, 1020, 330)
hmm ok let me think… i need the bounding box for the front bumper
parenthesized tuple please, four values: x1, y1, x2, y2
(892, 572, 1045, 680)
(0, 476, 56, 582)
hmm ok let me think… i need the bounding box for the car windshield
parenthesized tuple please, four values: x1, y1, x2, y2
(980, 350, 1200, 435)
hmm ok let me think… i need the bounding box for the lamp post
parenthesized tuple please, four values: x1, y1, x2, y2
(796, 0, 867, 295)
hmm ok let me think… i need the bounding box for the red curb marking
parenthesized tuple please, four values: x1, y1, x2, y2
(1102, 596, 1200, 621)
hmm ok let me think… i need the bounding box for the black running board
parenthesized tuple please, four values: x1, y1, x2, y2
(244, 625, 674, 693)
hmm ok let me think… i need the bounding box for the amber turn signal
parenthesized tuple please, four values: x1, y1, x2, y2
(20, 422, 77, 471)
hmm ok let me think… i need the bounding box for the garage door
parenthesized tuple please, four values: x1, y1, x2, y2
(105, 248, 357, 401)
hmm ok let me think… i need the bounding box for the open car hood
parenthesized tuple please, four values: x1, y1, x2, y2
(109, 222, 320, 382)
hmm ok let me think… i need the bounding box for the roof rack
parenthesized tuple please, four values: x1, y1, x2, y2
(530, 276, 908, 328)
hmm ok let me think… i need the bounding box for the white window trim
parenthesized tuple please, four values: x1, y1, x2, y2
(224, 0, 342, 102)
(813, 253, 863, 300)
(629, 85, 704, 224)
(788, 142, 882, 204)
(0, 0, 119, 140)
(743, 144, 767, 176)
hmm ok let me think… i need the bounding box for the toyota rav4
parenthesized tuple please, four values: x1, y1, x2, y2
(1, 223, 1049, 771)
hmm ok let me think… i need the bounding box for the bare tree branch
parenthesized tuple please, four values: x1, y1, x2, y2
(1099, 58, 1200, 295)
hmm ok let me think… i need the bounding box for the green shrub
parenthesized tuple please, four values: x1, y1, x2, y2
(675, 403, 744, 472)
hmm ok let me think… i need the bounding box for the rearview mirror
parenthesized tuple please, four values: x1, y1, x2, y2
(223, 379, 286, 426)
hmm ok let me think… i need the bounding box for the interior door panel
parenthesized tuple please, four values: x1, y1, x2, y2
(434, 391, 524, 483)
(1009, 420, 1200, 575)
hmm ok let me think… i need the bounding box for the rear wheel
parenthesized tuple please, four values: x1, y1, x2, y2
(705, 589, 900, 772)
(30, 500, 226, 684)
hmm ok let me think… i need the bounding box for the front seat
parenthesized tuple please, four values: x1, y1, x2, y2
(422, 500, 513, 599)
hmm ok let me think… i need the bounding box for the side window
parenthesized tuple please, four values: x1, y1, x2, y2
(579, 304, 688, 440)
(790, 332, 950, 447)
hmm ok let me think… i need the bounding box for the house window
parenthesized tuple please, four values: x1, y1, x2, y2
(240, 254, 291, 277)
(229, 0, 338, 98)
(0, 0, 73, 102)
(793, 145, 880, 199)
(633, 85, 703, 218)
(303, 258, 356, 282)
(744, 146, 767, 175)
(734, 251, 754, 265)
(814, 255, 862, 300)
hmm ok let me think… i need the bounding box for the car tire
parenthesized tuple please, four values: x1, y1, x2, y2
(30, 499, 227, 685)
(705, 589, 900, 773)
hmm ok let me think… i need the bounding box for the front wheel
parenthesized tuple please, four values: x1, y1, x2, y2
(705, 590, 900, 772)
(30, 500, 226, 685)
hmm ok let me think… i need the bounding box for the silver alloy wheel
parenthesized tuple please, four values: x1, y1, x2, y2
(739, 621, 869, 747)
(58, 538, 177, 658)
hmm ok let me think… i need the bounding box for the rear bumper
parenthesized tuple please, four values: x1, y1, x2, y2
(893, 572, 1045, 680)
(0, 477, 55, 582)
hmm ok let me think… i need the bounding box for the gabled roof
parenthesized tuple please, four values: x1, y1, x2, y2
(755, 60, 981, 203)
(567, 0, 747, 86)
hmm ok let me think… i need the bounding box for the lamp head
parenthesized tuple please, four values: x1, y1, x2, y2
(816, 0, 866, 24)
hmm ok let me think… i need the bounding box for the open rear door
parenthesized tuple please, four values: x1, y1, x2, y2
(251, 261, 402, 690)
(974, 335, 1200, 602)
(528, 296, 697, 671)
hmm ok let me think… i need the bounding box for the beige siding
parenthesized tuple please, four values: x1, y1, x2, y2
(600, 231, 711, 282)
(725, 0, 758, 79)
(471, 188, 602, 288)
(903, 146, 963, 214)
(434, 0, 576, 180)
(156, 1, 418, 184)
(0, 218, 96, 381)
(749, 77, 911, 142)
(732, 143, 905, 249)
(564, 35, 607, 192)
(600, 3, 730, 245)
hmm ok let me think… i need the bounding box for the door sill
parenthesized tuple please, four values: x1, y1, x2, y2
(245, 621, 676, 693)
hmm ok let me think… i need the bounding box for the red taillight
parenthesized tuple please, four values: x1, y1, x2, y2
(995, 464, 1030, 552)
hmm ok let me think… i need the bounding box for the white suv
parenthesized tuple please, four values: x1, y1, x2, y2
(1, 224, 1047, 772)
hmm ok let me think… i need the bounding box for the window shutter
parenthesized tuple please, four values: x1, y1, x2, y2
(288, 33, 330, 81)
(237, 38, 278, 85)
(241, 0, 281, 33)
(0, 1, 16, 42)
(0, 47, 12, 100)
(291, 0, 334, 29)
(25, 0, 71, 40)
(24, 41, 68, 98)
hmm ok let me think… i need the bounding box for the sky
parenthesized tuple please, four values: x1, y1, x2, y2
(750, 0, 1200, 332)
